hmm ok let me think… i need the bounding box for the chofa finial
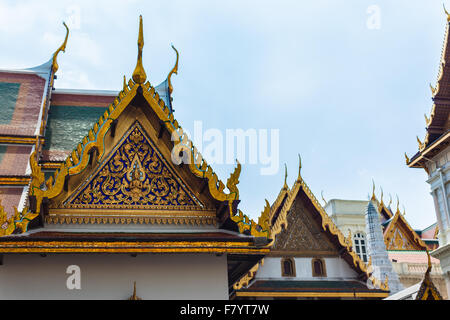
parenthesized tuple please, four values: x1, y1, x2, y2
(52, 22, 69, 73)
(371, 180, 376, 201)
(396, 195, 400, 214)
(321, 191, 327, 206)
(132, 15, 147, 85)
(168, 45, 179, 94)
(380, 187, 384, 204)
(444, 3, 450, 22)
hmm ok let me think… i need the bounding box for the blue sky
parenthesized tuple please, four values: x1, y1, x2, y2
(0, 0, 445, 229)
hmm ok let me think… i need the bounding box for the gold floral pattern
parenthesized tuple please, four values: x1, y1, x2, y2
(68, 123, 202, 208)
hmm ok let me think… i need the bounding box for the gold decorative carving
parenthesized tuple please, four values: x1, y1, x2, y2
(67, 124, 202, 209)
(233, 259, 264, 290)
(404, 153, 410, 165)
(29, 151, 68, 214)
(0, 201, 38, 237)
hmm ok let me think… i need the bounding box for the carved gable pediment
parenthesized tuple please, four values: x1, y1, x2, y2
(272, 192, 337, 254)
(66, 122, 203, 210)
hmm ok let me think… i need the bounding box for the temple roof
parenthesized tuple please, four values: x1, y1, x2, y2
(407, 11, 450, 170)
(233, 157, 390, 293)
(0, 16, 270, 248)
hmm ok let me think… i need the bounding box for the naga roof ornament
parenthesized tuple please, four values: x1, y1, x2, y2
(167, 45, 179, 95)
(52, 22, 69, 73)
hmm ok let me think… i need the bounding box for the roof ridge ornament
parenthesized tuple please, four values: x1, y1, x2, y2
(52, 22, 69, 73)
(444, 3, 450, 22)
(168, 45, 179, 94)
(132, 15, 147, 85)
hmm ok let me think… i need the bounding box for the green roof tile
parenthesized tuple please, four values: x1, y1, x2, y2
(44, 105, 107, 151)
(0, 82, 21, 125)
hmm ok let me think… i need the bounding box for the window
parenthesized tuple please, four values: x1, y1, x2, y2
(312, 258, 326, 277)
(353, 232, 368, 263)
(281, 258, 296, 277)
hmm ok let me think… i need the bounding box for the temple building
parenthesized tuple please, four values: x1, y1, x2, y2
(0, 17, 272, 300)
(324, 189, 448, 299)
(232, 161, 390, 300)
(406, 8, 450, 299)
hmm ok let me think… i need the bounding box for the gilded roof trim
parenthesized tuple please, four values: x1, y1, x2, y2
(383, 209, 428, 251)
(415, 251, 443, 300)
(269, 157, 389, 292)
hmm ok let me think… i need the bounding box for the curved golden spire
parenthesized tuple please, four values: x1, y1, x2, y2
(424, 113, 431, 126)
(371, 180, 376, 201)
(283, 164, 288, 189)
(123, 75, 128, 91)
(417, 136, 424, 150)
(168, 45, 179, 94)
(426, 250, 432, 273)
(297, 154, 302, 181)
(396, 195, 400, 215)
(52, 22, 69, 73)
(430, 83, 437, 96)
(405, 152, 410, 165)
(388, 194, 393, 207)
(380, 187, 384, 205)
(132, 15, 147, 85)
(444, 4, 450, 22)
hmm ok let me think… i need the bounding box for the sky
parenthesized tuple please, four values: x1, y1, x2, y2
(0, 0, 445, 229)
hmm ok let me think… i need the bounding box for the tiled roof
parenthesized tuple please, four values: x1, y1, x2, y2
(238, 280, 385, 293)
(388, 251, 440, 264)
(0, 146, 32, 176)
(0, 72, 47, 136)
(41, 92, 115, 161)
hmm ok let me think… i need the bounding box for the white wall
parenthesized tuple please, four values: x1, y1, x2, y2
(255, 257, 358, 280)
(0, 253, 228, 300)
